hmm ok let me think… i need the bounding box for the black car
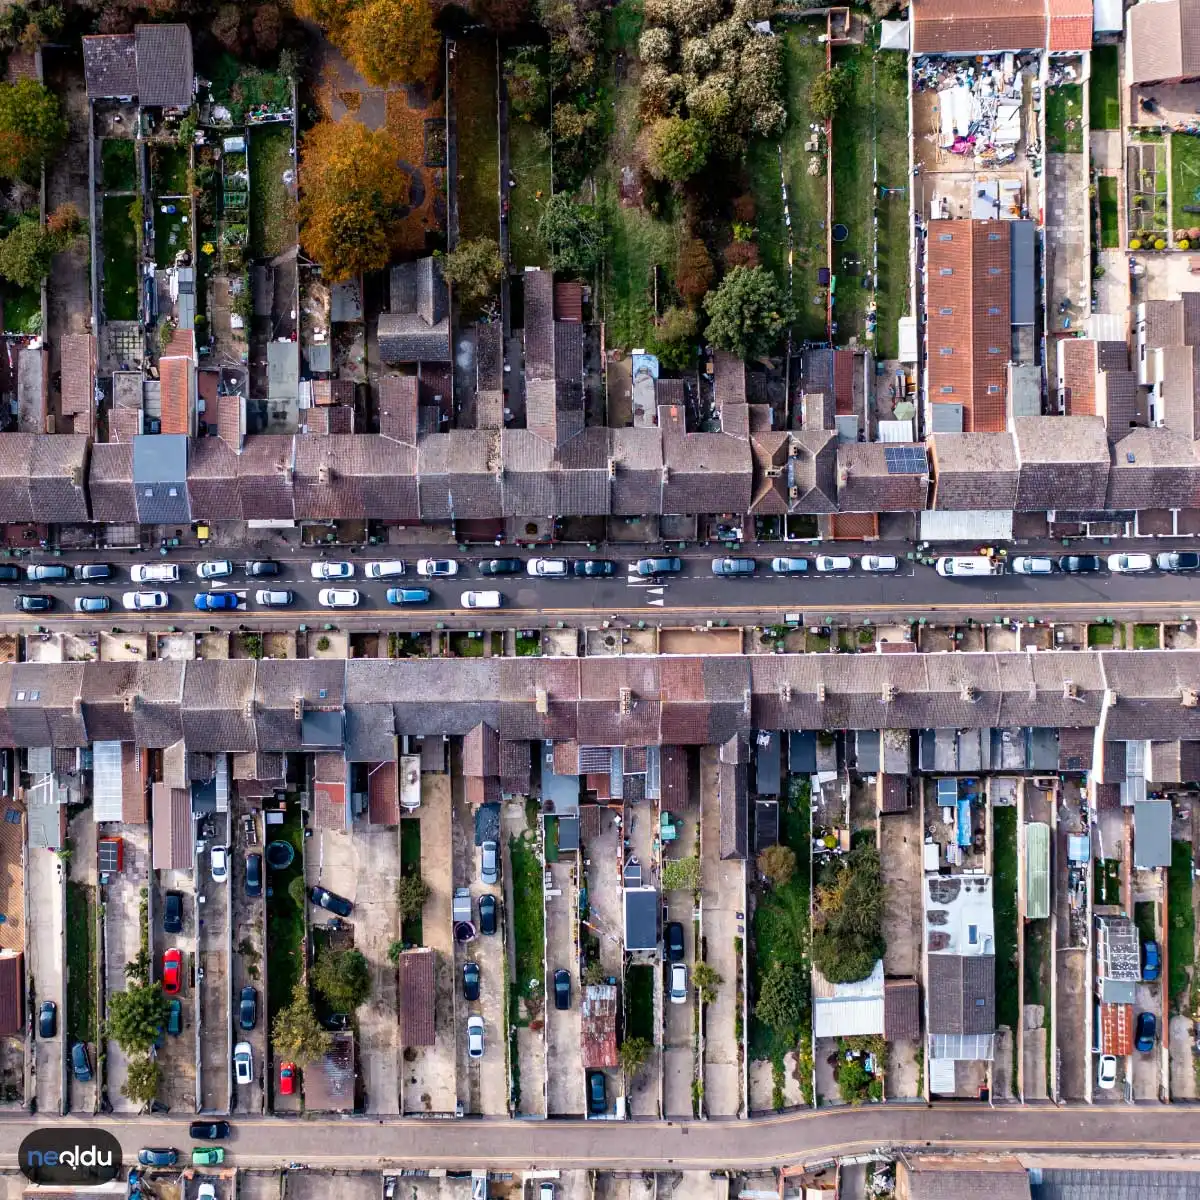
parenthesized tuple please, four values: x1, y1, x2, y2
(163, 890, 183, 934)
(38, 1000, 56, 1039)
(15, 594, 52, 612)
(1059, 554, 1103, 573)
(572, 560, 616, 577)
(244, 560, 280, 576)
(239, 985, 257, 1031)
(189, 1121, 231, 1140)
(586, 1070, 607, 1115)
(245, 853, 262, 898)
(73, 563, 111, 581)
(309, 886, 352, 917)
(478, 558, 523, 575)
(553, 968, 571, 1010)
(0, 565, 19, 582)
(666, 921, 685, 963)
(462, 961, 480, 1002)
(478, 893, 497, 935)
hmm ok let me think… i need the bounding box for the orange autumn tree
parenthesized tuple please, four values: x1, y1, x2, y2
(299, 119, 411, 281)
(295, 0, 440, 88)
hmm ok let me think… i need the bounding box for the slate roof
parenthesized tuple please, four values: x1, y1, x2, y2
(836, 443, 930, 513)
(927, 954, 995, 1035)
(134, 24, 194, 107)
(1013, 416, 1110, 511)
(82, 34, 137, 97)
(929, 432, 1019, 510)
(378, 314, 452, 364)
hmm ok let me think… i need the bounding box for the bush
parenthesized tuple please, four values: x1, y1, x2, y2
(757, 844, 797, 887)
(312, 947, 371, 1011)
(662, 855, 700, 892)
(681, 36, 716, 79)
(676, 235, 714, 304)
(642, 116, 709, 183)
(667, 0, 723, 34)
(650, 305, 698, 370)
(811, 844, 886, 984)
(809, 65, 852, 120)
(537, 193, 606, 275)
(755, 961, 808, 1034)
(703, 265, 792, 359)
(639, 27, 674, 64)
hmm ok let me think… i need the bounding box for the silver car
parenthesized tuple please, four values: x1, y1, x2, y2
(480, 840, 499, 885)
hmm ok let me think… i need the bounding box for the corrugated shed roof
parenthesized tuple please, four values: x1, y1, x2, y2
(0, 952, 22, 1037)
(151, 782, 192, 870)
(580, 983, 618, 1067)
(304, 1031, 355, 1111)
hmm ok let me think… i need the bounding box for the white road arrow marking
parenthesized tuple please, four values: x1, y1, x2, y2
(648, 586, 664, 595)
(647, 598, 665, 606)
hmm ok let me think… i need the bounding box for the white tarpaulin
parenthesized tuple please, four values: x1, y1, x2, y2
(938, 85, 978, 148)
(880, 18, 909, 49)
(993, 99, 1022, 145)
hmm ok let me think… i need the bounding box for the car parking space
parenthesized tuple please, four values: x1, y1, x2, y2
(544, 858, 584, 1116)
(185, 1176, 233, 1200)
(1131, 981, 1163, 1101)
(27, 844, 64, 1115)
(662, 892, 694, 1118)
(230, 808, 266, 1116)
(198, 820, 232, 1113)
(66, 812, 97, 1115)
(151, 863, 197, 1112)
(284, 1170, 378, 1200)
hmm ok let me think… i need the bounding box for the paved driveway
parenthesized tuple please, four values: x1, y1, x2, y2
(152, 864, 198, 1113)
(103, 826, 149, 1113)
(662, 894, 695, 1118)
(231, 809, 266, 1116)
(27, 847, 64, 1115)
(198, 824, 232, 1113)
(544, 859, 583, 1116)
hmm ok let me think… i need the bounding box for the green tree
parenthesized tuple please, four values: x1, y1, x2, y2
(808, 65, 852, 121)
(537, 193, 606, 276)
(107, 981, 170, 1055)
(0, 78, 66, 180)
(341, 0, 441, 88)
(692, 961, 723, 1006)
(124, 947, 151, 986)
(619, 1035, 652, 1077)
(288, 874, 307, 908)
(582, 959, 607, 986)
(439, 237, 504, 310)
(312, 947, 372, 1011)
(272, 983, 332, 1066)
(755, 961, 808, 1034)
(508, 50, 548, 118)
(0, 219, 50, 289)
(757, 844, 797, 888)
(121, 1054, 162, 1109)
(642, 116, 709, 183)
(396, 874, 431, 920)
(650, 306, 698, 371)
(811, 844, 887, 984)
(703, 266, 792, 359)
(387, 940, 404, 964)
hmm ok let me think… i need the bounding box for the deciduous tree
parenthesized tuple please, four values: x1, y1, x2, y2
(811, 844, 887, 984)
(342, 0, 440, 88)
(757, 844, 797, 888)
(107, 982, 170, 1055)
(703, 265, 791, 359)
(642, 116, 708, 183)
(396, 873, 431, 919)
(0, 79, 65, 181)
(272, 983, 332, 1066)
(809, 65, 852, 121)
(537, 193, 606, 275)
(676, 235, 713, 305)
(312, 947, 372, 1011)
(650, 305, 698, 371)
(439, 237, 504, 309)
(121, 1055, 162, 1108)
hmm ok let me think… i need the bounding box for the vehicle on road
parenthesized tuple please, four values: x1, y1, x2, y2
(669, 962, 688, 1004)
(26, 564, 68, 582)
(815, 555, 852, 572)
(935, 555, 1001, 577)
(279, 1062, 296, 1095)
(1143, 940, 1161, 981)
(38, 1000, 55, 1038)
(194, 591, 239, 611)
(73, 564, 111, 581)
(163, 891, 183, 933)
(1107, 553, 1153, 573)
(770, 557, 809, 574)
(71, 1041, 92, 1081)
(636, 557, 682, 576)
(666, 921, 685, 962)
(123, 591, 168, 610)
(480, 839, 499, 884)
(466, 1014, 485, 1059)
(461, 590, 502, 608)
(74, 596, 110, 613)
(712, 557, 755, 576)
(167, 998, 182, 1036)
(417, 558, 458, 577)
(255, 589, 294, 607)
(318, 588, 359, 608)
(1011, 556, 1055, 575)
(1097, 1054, 1118, 1089)
(197, 560, 233, 579)
(860, 555, 898, 572)
(162, 948, 182, 994)
(587, 1070, 607, 1115)
(554, 968, 571, 1010)
(479, 558, 523, 575)
(310, 561, 353, 580)
(309, 886, 353, 917)
(192, 1147, 224, 1166)
(239, 985, 257, 1031)
(137, 1149, 178, 1167)
(572, 560, 616, 577)
(463, 961, 480, 1002)
(1135, 1011, 1157, 1052)
(527, 558, 568, 577)
(15, 594, 52, 612)
(1157, 552, 1200, 572)
(386, 587, 431, 605)
(1059, 555, 1103, 573)
(233, 1042, 253, 1086)
(366, 560, 407, 578)
(0, 566, 19, 582)
(245, 853, 262, 897)
(244, 561, 279, 576)
(210, 844, 228, 883)
(478, 893, 497, 935)
(188, 1121, 230, 1140)
(132, 563, 179, 583)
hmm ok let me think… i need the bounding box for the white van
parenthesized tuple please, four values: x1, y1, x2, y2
(461, 590, 502, 608)
(934, 555, 1001, 578)
(365, 560, 407, 578)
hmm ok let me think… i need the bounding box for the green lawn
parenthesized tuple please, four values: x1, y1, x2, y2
(455, 37, 501, 245)
(249, 124, 295, 260)
(66, 881, 96, 1045)
(992, 806, 1019, 1035)
(507, 76, 551, 270)
(1046, 86, 1084, 154)
(1134, 623, 1160, 650)
(625, 962, 655, 1041)
(101, 138, 136, 191)
(1168, 841, 1195, 1008)
(1087, 623, 1115, 646)
(509, 833, 545, 999)
(152, 143, 190, 195)
(1171, 133, 1200, 234)
(400, 818, 423, 945)
(1090, 46, 1120, 131)
(1098, 175, 1120, 248)
(265, 804, 306, 1027)
(154, 200, 190, 268)
(101, 194, 139, 322)
(2, 284, 39, 334)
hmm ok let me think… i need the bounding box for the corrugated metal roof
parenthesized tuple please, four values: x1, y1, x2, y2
(920, 509, 1014, 542)
(92, 740, 124, 823)
(1025, 820, 1050, 920)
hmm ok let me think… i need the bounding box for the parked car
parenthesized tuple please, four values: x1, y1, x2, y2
(478, 893, 497, 935)
(122, 591, 168, 610)
(1135, 1011, 1157, 1052)
(669, 962, 688, 1004)
(278, 1061, 296, 1095)
(586, 1070, 607, 1115)
(1143, 940, 1161, 982)
(770, 557, 809, 574)
(318, 588, 359, 608)
(167, 998, 182, 1036)
(572, 559, 616, 577)
(461, 590, 502, 608)
(540, 1184, 556, 1200)
(192, 1148, 224, 1167)
(137, 1149, 178, 1167)
(1011, 556, 1055, 575)
(245, 853, 262, 897)
(386, 587, 431, 605)
(199, 1185, 217, 1200)
(1059, 555, 1103, 573)
(210, 844, 228, 883)
(188, 1121, 230, 1141)
(527, 558, 568, 577)
(255, 589, 294, 607)
(666, 921, 685, 963)
(0, 566, 19, 582)
(711, 557, 755, 576)
(311, 561, 354, 580)
(478, 558, 523, 575)
(466, 1014, 485, 1059)
(815, 555, 852, 572)
(194, 591, 239, 611)
(38, 1000, 56, 1039)
(197, 560, 233, 579)
(26, 564, 68, 582)
(233, 1042, 253, 1086)
(71, 1041, 93, 1082)
(554, 968, 571, 1010)
(635, 557, 681, 576)
(309, 886, 353, 917)
(416, 558, 458, 577)
(480, 840, 499, 885)
(15, 594, 52, 612)
(131, 563, 179, 583)
(1107, 553, 1153, 573)
(935, 555, 1001, 577)
(162, 948, 183, 994)
(1157, 551, 1200, 572)
(163, 891, 183, 934)
(244, 561, 280, 576)
(239, 985, 257, 1031)
(366, 560, 407, 578)
(74, 596, 110, 613)
(462, 961, 480, 1002)
(1097, 1054, 1118, 1089)
(860, 555, 898, 572)
(73, 563, 111, 581)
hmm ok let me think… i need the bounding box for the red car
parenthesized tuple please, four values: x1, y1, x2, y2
(162, 948, 182, 994)
(279, 1061, 296, 1095)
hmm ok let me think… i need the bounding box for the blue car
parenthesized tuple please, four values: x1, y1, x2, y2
(1143, 939, 1161, 981)
(386, 587, 432, 605)
(193, 592, 239, 611)
(1135, 1011, 1157, 1052)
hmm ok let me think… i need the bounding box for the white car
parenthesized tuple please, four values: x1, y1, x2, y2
(255, 589, 294, 607)
(210, 844, 228, 883)
(935, 555, 1000, 577)
(198, 1187, 217, 1200)
(669, 963, 688, 1005)
(365, 560, 406, 578)
(1011, 556, 1055, 575)
(130, 563, 179, 583)
(1097, 1053, 1118, 1089)
(417, 559, 459, 577)
(122, 591, 168, 610)
(197, 560, 233, 580)
(318, 588, 359, 608)
(1107, 553, 1153, 573)
(461, 590, 502, 608)
(860, 555, 898, 573)
(466, 1014, 485, 1059)
(815, 555, 852, 572)
(310, 561, 354, 580)
(233, 1041, 253, 1086)
(527, 558, 568, 577)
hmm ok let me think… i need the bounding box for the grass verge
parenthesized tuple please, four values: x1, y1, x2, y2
(1046, 87, 1084, 154)
(249, 124, 295, 260)
(1087, 623, 1115, 647)
(992, 806, 1019, 1033)
(3, 285, 39, 334)
(509, 833, 545, 999)
(1168, 840, 1195, 1008)
(1090, 46, 1120, 131)
(101, 195, 138, 321)
(66, 881, 96, 1044)
(625, 962, 654, 1041)
(101, 138, 136, 192)
(265, 803, 305, 1027)
(400, 818, 423, 945)
(1172, 133, 1200, 234)
(454, 37, 501, 245)
(1134, 623, 1160, 650)
(1098, 176, 1120, 249)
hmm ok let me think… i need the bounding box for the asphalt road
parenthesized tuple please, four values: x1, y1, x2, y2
(2, 1105, 1200, 1171)
(6, 549, 1200, 630)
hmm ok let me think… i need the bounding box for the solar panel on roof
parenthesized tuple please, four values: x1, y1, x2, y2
(883, 445, 928, 475)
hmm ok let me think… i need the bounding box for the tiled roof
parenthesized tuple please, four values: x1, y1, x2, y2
(400, 949, 436, 1045)
(151, 782, 193, 870)
(929, 432, 1019, 510)
(0, 953, 21, 1038)
(554, 281, 583, 322)
(1127, 0, 1200, 85)
(1048, 0, 1093, 51)
(719, 757, 748, 860)
(379, 374, 419, 445)
(836, 443, 929, 513)
(417, 430, 502, 520)
(899, 1158, 1031, 1200)
(611, 426, 664, 516)
(378, 314, 451, 364)
(1106, 428, 1198, 510)
(60, 335, 96, 439)
(1060, 338, 1097, 416)
(159, 356, 192, 435)
(367, 760, 399, 824)
(884, 977, 921, 1040)
(1013, 416, 1110, 511)
(30, 435, 90, 523)
(790, 430, 838, 514)
(927, 954, 995, 1035)
(294, 434, 419, 522)
(662, 427, 752, 515)
(713, 350, 748, 408)
(524, 270, 555, 379)
(82, 33, 137, 97)
(463, 721, 500, 777)
(122, 744, 149, 823)
(912, 0, 1046, 52)
(134, 24, 194, 108)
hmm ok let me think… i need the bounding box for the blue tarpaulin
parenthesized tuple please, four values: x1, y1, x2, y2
(957, 797, 972, 847)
